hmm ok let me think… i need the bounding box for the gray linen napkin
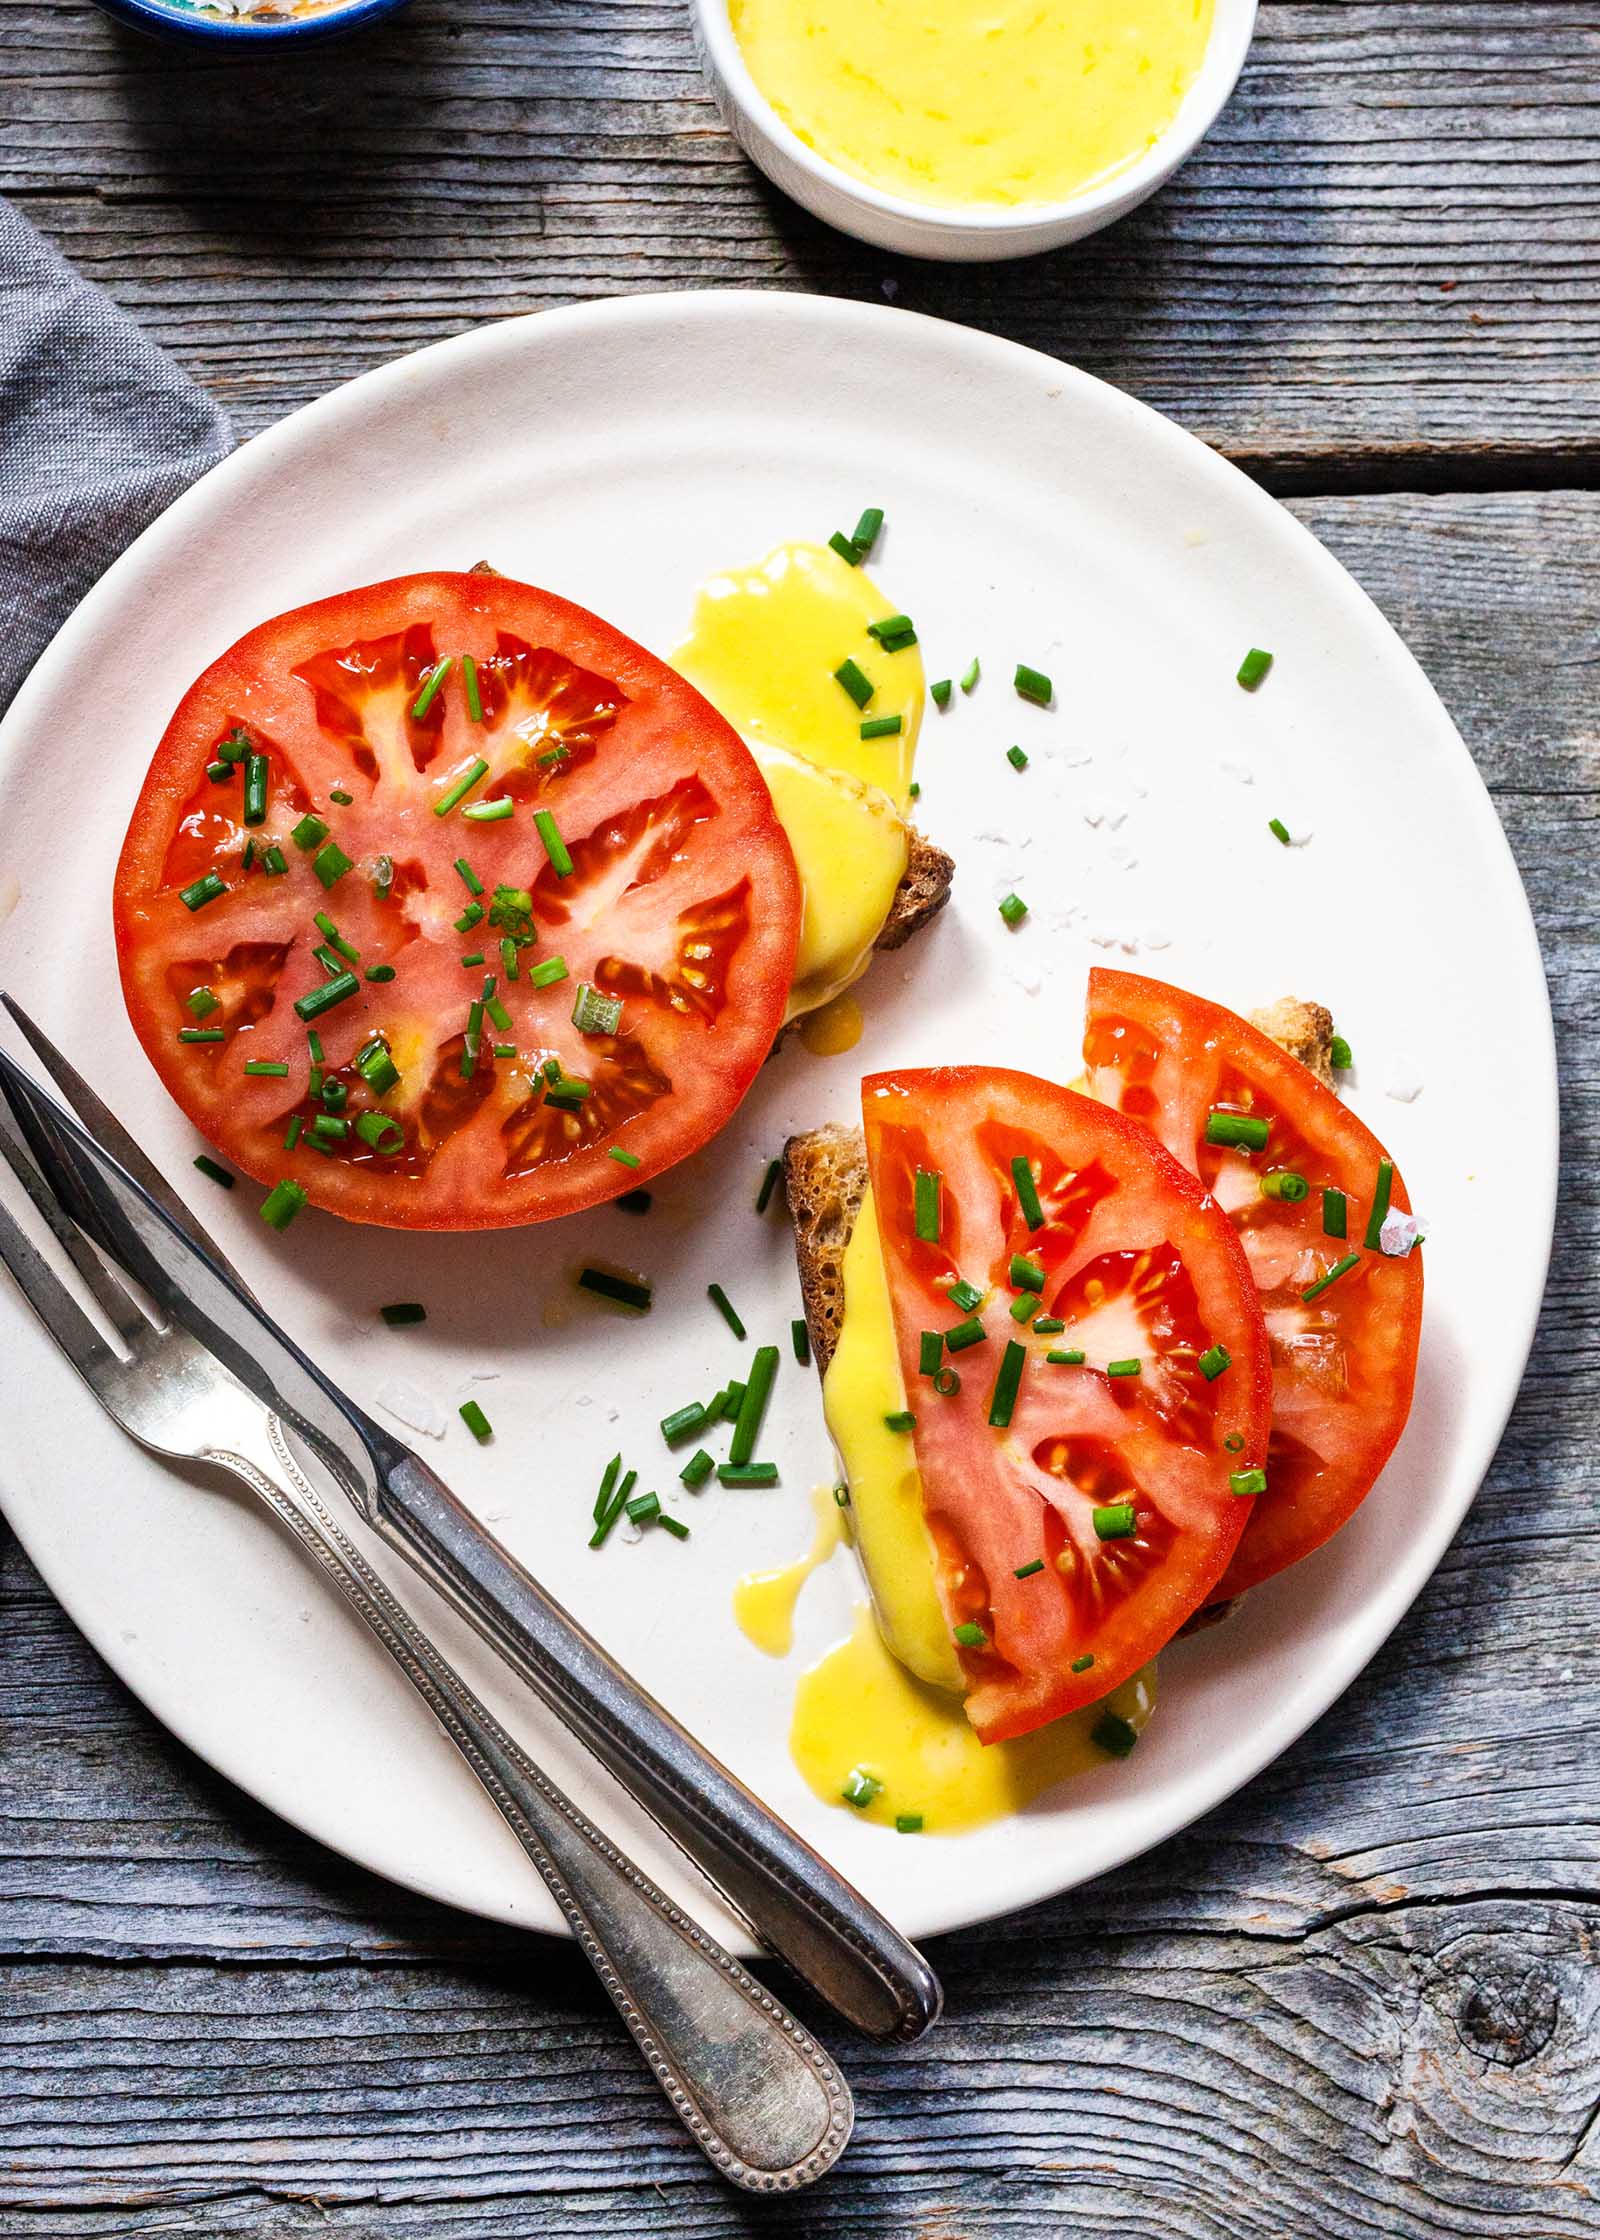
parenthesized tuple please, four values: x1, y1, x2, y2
(0, 198, 233, 716)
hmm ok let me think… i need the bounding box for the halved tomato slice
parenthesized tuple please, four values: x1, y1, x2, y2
(1082, 970, 1424, 1599)
(113, 572, 801, 1228)
(863, 1067, 1273, 1744)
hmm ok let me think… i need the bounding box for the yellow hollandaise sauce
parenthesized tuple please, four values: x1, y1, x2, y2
(733, 1481, 849, 1658)
(793, 1602, 1157, 1833)
(674, 542, 920, 1021)
(729, 0, 1216, 212)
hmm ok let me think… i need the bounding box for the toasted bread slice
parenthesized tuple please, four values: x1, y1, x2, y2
(784, 996, 1336, 1379)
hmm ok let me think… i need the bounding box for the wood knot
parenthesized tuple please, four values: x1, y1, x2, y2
(1446, 1949, 1561, 2068)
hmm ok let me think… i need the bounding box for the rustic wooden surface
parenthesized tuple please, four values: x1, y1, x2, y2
(2, 1, 1597, 2232)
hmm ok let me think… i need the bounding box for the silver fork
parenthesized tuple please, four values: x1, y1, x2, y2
(0, 1107, 853, 2191)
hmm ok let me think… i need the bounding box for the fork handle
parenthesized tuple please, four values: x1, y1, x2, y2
(372, 1448, 941, 2044)
(203, 1416, 853, 2192)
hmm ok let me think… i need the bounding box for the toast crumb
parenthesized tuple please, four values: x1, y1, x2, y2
(1248, 995, 1335, 1086)
(876, 829, 955, 953)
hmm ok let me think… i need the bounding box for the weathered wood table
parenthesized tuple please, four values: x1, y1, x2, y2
(2, 3, 1596, 2231)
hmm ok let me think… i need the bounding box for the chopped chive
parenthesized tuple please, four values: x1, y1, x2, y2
(988, 1339, 1026, 1427)
(918, 1330, 944, 1378)
(1092, 1711, 1138, 1758)
(661, 1401, 709, 1446)
(179, 871, 228, 912)
(590, 1465, 635, 1548)
(625, 1490, 661, 1525)
(930, 678, 952, 708)
(243, 752, 269, 826)
(895, 1813, 924, 1834)
(283, 1115, 303, 1150)
(314, 913, 359, 963)
(411, 657, 453, 721)
(947, 1278, 983, 1313)
(608, 1146, 642, 1169)
(913, 1166, 942, 1243)
(312, 944, 347, 978)
(185, 986, 220, 1019)
(1229, 1468, 1268, 1497)
(544, 1077, 591, 1109)
(294, 972, 359, 1022)
(572, 981, 622, 1036)
(1225, 1432, 1245, 1453)
(1323, 1187, 1348, 1238)
(1106, 1358, 1142, 1379)
(1331, 1033, 1354, 1071)
(484, 985, 512, 1033)
(380, 1303, 427, 1326)
(355, 1036, 400, 1095)
(960, 657, 980, 693)
(461, 999, 484, 1079)
(259, 1179, 308, 1231)
(462, 653, 483, 723)
(1009, 1292, 1037, 1324)
(1363, 1158, 1395, 1250)
(828, 530, 862, 566)
(1237, 647, 1273, 691)
(592, 1453, 623, 1523)
(1047, 1347, 1087, 1366)
(454, 858, 484, 897)
(261, 845, 287, 877)
(883, 1410, 916, 1433)
(719, 1461, 779, 1487)
(1011, 1153, 1044, 1231)
(364, 964, 396, 984)
(1198, 1342, 1231, 1382)
(792, 1318, 811, 1365)
(533, 808, 573, 877)
(944, 1315, 988, 1352)
(680, 1448, 715, 1489)
(291, 814, 327, 852)
(1013, 1558, 1045, 1580)
(579, 1267, 653, 1311)
(536, 746, 569, 769)
(192, 1154, 234, 1188)
(1014, 663, 1052, 706)
(492, 1043, 516, 1060)
(1071, 1652, 1096, 1674)
(329, 788, 353, 807)
(312, 841, 353, 891)
(866, 614, 914, 644)
(833, 1482, 851, 1508)
(833, 657, 874, 710)
(244, 1059, 291, 1078)
(1302, 1252, 1359, 1303)
(1009, 1253, 1044, 1294)
(720, 1383, 746, 1422)
(1007, 745, 1028, 772)
(500, 936, 521, 982)
(998, 892, 1028, 929)
(909, 781, 921, 799)
(1268, 817, 1291, 847)
(306, 1031, 324, 1063)
(310, 1114, 349, 1141)
(707, 1283, 746, 1340)
(320, 1078, 348, 1113)
(206, 760, 231, 783)
(1031, 1314, 1065, 1335)
(528, 956, 569, 989)
(617, 1188, 652, 1213)
(860, 714, 903, 740)
(433, 758, 489, 818)
(1204, 1109, 1270, 1152)
(756, 1157, 783, 1215)
(841, 1766, 882, 1808)
(729, 1345, 780, 1466)
(852, 506, 884, 551)
(1093, 1502, 1136, 1539)
(462, 797, 514, 824)
(952, 1621, 987, 1648)
(241, 840, 256, 871)
(655, 1513, 691, 1541)
(488, 885, 534, 939)
(459, 1398, 493, 1443)
(1261, 1170, 1309, 1203)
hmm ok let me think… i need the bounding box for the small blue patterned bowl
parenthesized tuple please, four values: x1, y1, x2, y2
(91, 0, 413, 45)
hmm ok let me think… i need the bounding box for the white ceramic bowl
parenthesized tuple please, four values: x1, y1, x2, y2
(693, 0, 1258, 261)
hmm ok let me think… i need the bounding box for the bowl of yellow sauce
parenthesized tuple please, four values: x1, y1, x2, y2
(694, 0, 1256, 260)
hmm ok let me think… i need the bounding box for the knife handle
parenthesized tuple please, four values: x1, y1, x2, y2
(375, 1449, 942, 2045)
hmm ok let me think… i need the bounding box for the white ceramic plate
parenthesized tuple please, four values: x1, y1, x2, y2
(0, 294, 1556, 1950)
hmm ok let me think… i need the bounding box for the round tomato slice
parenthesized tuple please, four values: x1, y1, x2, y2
(1082, 969, 1424, 1600)
(113, 572, 801, 1229)
(862, 1066, 1273, 1745)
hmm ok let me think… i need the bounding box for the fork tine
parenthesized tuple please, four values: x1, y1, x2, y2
(0, 1104, 153, 1345)
(0, 1191, 121, 1388)
(0, 992, 233, 1272)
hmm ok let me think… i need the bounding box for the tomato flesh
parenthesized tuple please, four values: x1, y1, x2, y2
(863, 1067, 1273, 1743)
(113, 573, 800, 1229)
(1083, 970, 1424, 1599)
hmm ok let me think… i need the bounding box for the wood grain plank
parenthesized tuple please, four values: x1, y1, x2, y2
(1, 1, 1597, 475)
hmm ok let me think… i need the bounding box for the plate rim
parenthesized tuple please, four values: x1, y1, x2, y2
(0, 288, 1559, 1946)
